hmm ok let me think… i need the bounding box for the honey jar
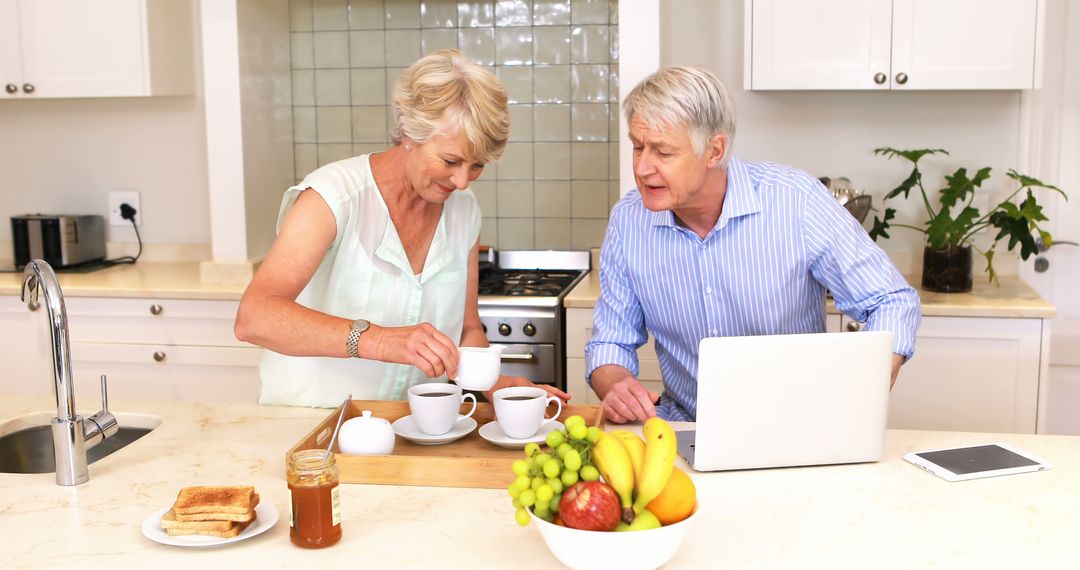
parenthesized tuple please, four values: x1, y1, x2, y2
(287, 449, 342, 548)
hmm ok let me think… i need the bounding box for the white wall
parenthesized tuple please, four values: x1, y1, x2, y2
(0, 95, 210, 251)
(658, 0, 1029, 274)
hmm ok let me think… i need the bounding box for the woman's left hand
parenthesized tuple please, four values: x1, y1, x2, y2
(484, 375, 570, 405)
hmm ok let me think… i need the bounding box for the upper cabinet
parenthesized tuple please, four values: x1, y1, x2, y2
(1, 0, 194, 99)
(746, 0, 1039, 90)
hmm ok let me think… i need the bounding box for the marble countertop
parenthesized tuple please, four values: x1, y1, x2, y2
(2, 396, 1080, 567)
(565, 269, 1056, 318)
(0, 262, 247, 300)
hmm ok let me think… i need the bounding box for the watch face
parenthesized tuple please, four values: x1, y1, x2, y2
(352, 319, 370, 332)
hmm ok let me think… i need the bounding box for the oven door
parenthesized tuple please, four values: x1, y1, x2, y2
(491, 343, 555, 386)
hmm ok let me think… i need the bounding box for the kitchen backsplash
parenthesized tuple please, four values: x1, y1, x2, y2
(288, 0, 620, 250)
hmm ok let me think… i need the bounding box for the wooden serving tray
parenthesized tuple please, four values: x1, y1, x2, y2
(287, 399, 604, 489)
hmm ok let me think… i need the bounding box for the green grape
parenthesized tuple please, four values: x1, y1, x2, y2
(549, 495, 561, 512)
(512, 498, 523, 510)
(586, 426, 603, 443)
(568, 423, 588, 441)
(536, 484, 554, 503)
(555, 443, 572, 458)
(519, 489, 537, 507)
(533, 452, 552, 468)
(580, 464, 600, 482)
(545, 429, 566, 448)
(531, 476, 545, 491)
(534, 504, 550, 518)
(564, 449, 583, 471)
(524, 442, 541, 457)
(546, 477, 564, 494)
(564, 415, 586, 430)
(512, 459, 530, 476)
(542, 459, 561, 478)
(513, 474, 530, 491)
(515, 508, 531, 526)
(560, 469, 579, 486)
(507, 484, 521, 498)
(540, 511, 555, 523)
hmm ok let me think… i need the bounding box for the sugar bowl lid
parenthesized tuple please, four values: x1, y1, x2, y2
(338, 410, 396, 455)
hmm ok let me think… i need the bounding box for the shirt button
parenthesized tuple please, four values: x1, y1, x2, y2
(705, 287, 712, 294)
(711, 329, 718, 335)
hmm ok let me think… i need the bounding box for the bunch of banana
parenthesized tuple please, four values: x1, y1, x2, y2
(590, 417, 678, 523)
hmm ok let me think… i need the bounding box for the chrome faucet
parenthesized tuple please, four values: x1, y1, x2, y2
(20, 259, 118, 486)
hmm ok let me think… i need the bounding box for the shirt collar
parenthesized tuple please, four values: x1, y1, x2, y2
(647, 157, 761, 231)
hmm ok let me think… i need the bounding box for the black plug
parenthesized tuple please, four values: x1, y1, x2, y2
(119, 203, 137, 221)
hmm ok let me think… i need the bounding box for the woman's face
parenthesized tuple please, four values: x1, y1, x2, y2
(406, 130, 486, 203)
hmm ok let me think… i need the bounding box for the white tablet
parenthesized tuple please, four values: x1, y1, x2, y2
(903, 443, 1051, 482)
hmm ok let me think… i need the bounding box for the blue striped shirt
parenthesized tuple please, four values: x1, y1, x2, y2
(585, 157, 921, 421)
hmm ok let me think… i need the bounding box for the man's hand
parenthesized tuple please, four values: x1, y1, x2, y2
(589, 363, 660, 423)
(890, 353, 904, 389)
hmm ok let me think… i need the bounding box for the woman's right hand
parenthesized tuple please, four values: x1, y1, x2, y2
(366, 322, 459, 379)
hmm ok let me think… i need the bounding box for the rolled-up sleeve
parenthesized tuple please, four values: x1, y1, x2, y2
(585, 214, 649, 385)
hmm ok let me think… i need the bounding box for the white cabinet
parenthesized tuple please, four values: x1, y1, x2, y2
(0, 296, 262, 404)
(0, 0, 194, 99)
(842, 315, 1045, 433)
(747, 0, 1039, 90)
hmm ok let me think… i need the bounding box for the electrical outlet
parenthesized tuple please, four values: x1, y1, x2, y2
(108, 191, 141, 226)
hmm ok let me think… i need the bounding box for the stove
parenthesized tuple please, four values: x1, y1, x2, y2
(477, 250, 590, 390)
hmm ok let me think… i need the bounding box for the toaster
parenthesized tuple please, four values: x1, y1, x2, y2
(11, 214, 107, 268)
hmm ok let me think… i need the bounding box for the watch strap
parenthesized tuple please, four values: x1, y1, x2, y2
(347, 319, 369, 358)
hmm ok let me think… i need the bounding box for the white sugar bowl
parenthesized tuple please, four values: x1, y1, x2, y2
(338, 410, 396, 455)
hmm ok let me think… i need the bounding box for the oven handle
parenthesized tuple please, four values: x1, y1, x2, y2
(501, 352, 537, 363)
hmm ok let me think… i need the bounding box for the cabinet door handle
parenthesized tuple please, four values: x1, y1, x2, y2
(873, 72, 887, 85)
(501, 353, 537, 363)
(5, 83, 16, 94)
(153, 351, 166, 362)
(895, 72, 908, 85)
(22, 83, 34, 94)
(149, 304, 163, 315)
(846, 321, 862, 332)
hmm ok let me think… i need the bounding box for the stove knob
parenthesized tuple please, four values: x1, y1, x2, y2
(522, 322, 536, 336)
(482, 323, 488, 334)
(498, 323, 512, 336)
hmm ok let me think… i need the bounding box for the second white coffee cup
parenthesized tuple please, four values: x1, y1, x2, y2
(493, 386, 563, 439)
(407, 383, 477, 436)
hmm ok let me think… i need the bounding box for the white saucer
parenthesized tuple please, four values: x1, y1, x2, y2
(479, 420, 564, 449)
(392, 415, 477, 445)
(141, 503, 277, 548)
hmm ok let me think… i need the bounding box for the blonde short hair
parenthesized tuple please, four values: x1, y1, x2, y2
(390, 49, 510, 163)
(623, 66, 736, 169)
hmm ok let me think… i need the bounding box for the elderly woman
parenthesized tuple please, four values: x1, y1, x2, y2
(236, 50, 569, 407)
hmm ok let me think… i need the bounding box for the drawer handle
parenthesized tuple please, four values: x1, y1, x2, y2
(153, 351, 166, 362)
(501, 353, 537, 363)
(149, 304, 164, 316)
(846, 321, 862, 332)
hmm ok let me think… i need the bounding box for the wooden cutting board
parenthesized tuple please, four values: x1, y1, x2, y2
(287, 399, 604, 489)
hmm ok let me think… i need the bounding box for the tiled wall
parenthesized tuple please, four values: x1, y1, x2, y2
(288, 0, 620, 250)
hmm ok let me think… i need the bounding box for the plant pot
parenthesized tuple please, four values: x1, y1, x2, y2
(921, 245, 973, 293)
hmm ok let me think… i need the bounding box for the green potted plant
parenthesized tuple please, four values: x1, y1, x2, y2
(869, 147, 1067, 292)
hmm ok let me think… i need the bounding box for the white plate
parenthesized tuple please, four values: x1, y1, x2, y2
(479, 420, 564, 449)
(392, 415, 477, 445)
(141, 503, 278, 548)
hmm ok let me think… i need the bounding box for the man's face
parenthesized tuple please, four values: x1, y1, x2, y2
(629, 114, 717, 213)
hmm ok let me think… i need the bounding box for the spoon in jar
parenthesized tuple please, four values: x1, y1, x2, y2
(325, 393, 352, 460)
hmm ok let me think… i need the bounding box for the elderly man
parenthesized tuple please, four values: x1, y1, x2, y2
(586, 66, 921, 423)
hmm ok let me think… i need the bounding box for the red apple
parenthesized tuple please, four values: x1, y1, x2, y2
(558, 481, 622, 532)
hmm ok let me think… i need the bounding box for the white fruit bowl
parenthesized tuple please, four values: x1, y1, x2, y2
(529, 507, 696, 570)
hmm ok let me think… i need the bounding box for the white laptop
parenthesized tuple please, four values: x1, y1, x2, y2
(677, 331, 893, 471)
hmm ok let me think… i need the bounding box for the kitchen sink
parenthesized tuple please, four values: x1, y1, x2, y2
(0, 413, 161, 474)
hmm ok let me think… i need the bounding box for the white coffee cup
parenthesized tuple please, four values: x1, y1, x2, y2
(407, 383, 478, 435)
(455, 346, 504, 391)
(493, 386, 563, 439)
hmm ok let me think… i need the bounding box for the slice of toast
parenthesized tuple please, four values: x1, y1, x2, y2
(160, 508, 234, 532)
(163, 515, 256, 538)
(173, 486, 256, 516)
(172, 494, 260, 522)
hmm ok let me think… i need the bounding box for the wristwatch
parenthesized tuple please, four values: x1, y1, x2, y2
(346, 319, 370, 358)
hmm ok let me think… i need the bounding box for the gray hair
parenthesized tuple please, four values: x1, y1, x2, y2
(623, 66, 736, 169)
